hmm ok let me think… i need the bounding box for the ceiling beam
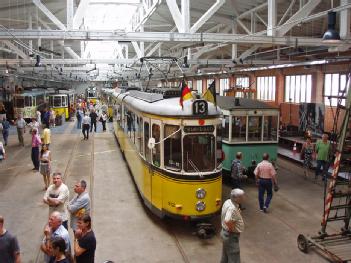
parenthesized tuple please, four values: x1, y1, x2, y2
(73, 0, 91, 29)
(190, 0, 225, 33)
(267, 0, 277, 36)
(0, 58, 296, 66)
(1, 30, 348, 47)
(37, 17, 80, 59)
(32, 0, 66, 30)
(276, 0, 321, 36)
(165, 0, 184, 32)
(2, 40, 28, 59)
(67, 0, 74, 30)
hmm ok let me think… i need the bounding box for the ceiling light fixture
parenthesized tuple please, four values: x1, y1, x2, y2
(322, 11, 341, 43)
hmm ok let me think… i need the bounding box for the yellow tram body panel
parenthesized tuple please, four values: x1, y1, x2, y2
(51, 107, 69, 119)
(114, 122, 222, 218)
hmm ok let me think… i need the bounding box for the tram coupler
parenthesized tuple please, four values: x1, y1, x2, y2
(195, 223, 216, 239)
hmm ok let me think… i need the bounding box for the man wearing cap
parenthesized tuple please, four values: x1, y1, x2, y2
(220, 188, 245, 263)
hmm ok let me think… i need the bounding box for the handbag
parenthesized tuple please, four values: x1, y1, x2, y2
(274, 184, 279, 192)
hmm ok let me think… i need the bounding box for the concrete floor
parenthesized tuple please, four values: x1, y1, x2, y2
(0, 120, 340, 262)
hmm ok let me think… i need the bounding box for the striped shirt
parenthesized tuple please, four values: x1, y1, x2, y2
(254, 160, 277, 181)
(221, 199, 244, 233)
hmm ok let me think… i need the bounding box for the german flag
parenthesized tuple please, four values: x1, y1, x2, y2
(203, 80, 217, 106)
(179, 80, 192, 108)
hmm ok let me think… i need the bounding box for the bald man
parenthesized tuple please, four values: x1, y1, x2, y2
(0, 215, 21, 263)
(41, 211, 71, 263)
(220, 189, 245, 263)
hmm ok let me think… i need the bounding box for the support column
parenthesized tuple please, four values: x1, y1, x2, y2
(340, 0, 351, 39)
(232, 22, 238, 60)
(267, 0, 277, 37)
(28, 15, 33, 53)
(181, 0, 190, 33)
(67, 0, 74, 29)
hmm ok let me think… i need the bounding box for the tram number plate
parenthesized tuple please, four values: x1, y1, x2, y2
(193, 100, 208, 116)
(184, 126, 214, 133)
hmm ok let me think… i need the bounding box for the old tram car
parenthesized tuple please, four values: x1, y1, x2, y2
(110, 88, 222, 221)
(217, 96, 279, 176)
(13, 90, 47, 120)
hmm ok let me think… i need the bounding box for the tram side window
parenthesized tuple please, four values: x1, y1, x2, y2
(216, 124, 223, 168)
(144, 122, 151, 162)
(248, 116, 262, 141)
(37, 95, 44, 106)
(183, 134, 215, 172)
(232, 116, 247, 142)
(139, 117, 144, 155)
(263, 115, 278, 141)
(136, 117, 142, 152)
(25, 96, 32, 107)
(116, 105, 121, 126)
(164, 125, 181, 171)
(152, 124, 161, 167)
(222, 116, 229, 141)
(63, 96, 68, 107)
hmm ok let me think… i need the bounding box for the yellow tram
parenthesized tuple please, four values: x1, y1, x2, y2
(110, 88, 222, 220)
(48, 90, 75, 120)
(86, 86, 98, 105)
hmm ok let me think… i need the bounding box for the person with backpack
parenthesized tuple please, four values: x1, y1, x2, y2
(2, 119, 10, 146)
(76, 107, 83, 129)
(231, 152, 247, 189)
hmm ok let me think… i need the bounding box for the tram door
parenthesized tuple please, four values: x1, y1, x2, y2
(151, 119, 162, 209)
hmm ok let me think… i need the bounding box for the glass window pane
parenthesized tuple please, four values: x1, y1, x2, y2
(263, 116, 278, 141)
(152, 124, 161, 167)
(144, 122, 150, 162)
(183, 135, 215, 172)
(231, 116, 247, 142)
(248, 116, 262, 141)
(306, 75, 312, 103)
(164, 125, 181, 171)
(295, 76, 301, 103)
(222, 116, 229, 140)
(272, 77, 276, 101)
(285, 76, 290, 102)
(300, 75, 306, 103)
(290, 76, 295, 103)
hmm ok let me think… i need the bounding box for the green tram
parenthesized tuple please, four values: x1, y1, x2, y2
(217, 96, 279, 175)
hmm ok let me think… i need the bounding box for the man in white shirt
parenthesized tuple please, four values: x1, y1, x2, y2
(82, 113, 91, 140)
(43, 172, 70, 229)
(15, 114, 26, 146)
(220, 189, 245, 263)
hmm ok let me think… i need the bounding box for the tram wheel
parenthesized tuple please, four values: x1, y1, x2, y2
(297, 234, 309, 253)
(196, 223, 215, 239)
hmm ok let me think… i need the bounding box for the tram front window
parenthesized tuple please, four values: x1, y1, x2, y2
(183, 135, 215, 172)
(14, 97, 24, 108)
(53, 97, 62, 107)
(164, 125, 181, 171)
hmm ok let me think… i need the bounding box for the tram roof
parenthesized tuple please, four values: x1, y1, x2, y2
(115, 90, 220, 117)
(216, 96, 278, 111)
(14, 90, 46, 96)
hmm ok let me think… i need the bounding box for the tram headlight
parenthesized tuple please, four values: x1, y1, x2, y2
(196, 188, 206, 199)
(196, 201, 206, 212)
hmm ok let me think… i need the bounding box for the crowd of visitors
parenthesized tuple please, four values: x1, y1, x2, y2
(0, 102, 97, 262)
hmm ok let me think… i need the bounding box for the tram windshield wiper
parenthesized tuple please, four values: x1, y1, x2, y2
(188, 158, 204, 178)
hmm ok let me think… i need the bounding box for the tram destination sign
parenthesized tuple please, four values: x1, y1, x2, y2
(184, 125, 214, 133)
(192, 100, 208, 116)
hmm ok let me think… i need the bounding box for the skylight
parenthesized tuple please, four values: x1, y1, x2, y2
(82, 1, 137, 80)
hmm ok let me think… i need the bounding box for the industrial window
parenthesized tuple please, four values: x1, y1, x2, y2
(188, 80, 193, 90)
(220, 78, 229, 96)
(207, 79, 214, 88)
(196, 80, 203, 94)
(324, 73, 348, 106)
(235, 77, 250, 98)
(257, 76, 276, 101)
(285, 75, 312, 103)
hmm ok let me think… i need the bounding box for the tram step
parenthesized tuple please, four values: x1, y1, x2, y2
(329, 204, 351, 210)
(326, 216, 349, 222)
(335, 181, 351, 186)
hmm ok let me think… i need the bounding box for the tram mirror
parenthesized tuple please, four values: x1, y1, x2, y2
(148, 138, 156, 149)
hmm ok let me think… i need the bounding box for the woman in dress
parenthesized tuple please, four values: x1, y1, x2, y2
(301, 137, 314, 179)
(40, 144, 52, 189)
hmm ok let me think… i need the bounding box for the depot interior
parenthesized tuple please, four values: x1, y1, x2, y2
(1, 0, 351, 156)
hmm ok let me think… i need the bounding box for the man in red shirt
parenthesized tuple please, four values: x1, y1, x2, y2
(254, 153, 278, 213)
